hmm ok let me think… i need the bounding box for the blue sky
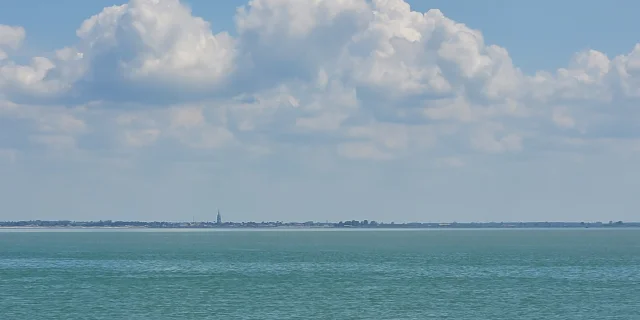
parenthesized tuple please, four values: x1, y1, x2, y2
(1, 0, 640, 222)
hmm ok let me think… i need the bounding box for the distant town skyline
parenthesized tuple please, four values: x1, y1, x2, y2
(0, 219, 635, 229)
(2, 0, 640, 222)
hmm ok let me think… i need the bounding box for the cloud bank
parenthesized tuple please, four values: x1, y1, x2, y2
(2, 0, 639, 162)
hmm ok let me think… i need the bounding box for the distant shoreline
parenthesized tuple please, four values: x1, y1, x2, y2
(0, 220, 638, 230)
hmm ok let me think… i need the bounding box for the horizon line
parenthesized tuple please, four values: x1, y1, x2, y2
(0, 219, 634, 224)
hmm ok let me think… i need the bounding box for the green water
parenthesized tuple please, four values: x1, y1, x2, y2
(1, 229, 639, 319)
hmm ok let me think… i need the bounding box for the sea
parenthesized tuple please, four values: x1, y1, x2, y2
(1, 229, 639, 319)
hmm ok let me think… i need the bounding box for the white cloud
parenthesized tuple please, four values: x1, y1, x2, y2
(613, 44, 640, 98)
(236, 0, 369, 37)
(0, 25, 26, 60)
(235, 0, 370, 86)
(344, 3, 523, 105)
(0, 57, 64, 96)
(0, 0, 235, 102)
(75, 0, 235, 85)
(0, 0, 639, 164)
(0, 25, 26, 48)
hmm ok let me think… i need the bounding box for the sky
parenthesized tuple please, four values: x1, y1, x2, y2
(1, 0, 640, 223)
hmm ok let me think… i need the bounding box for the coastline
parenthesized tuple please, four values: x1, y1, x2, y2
(1, 225, 639, 230)
(1, 219, 637, 230)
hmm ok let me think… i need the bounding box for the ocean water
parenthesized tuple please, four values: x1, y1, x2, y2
(0, 229, 639, 320)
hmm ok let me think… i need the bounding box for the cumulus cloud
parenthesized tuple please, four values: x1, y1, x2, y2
(0, 25, 25, 48)
(1, 0, 235, 102)
(0, 25, 25, 60)
(75, 0, 235, 93)
(1, 0, 639, 163)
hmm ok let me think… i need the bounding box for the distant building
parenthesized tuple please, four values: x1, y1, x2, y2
(216, 210, 222, 224)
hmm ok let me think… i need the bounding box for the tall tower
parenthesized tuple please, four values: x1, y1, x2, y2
(216, 210, 222, 224)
